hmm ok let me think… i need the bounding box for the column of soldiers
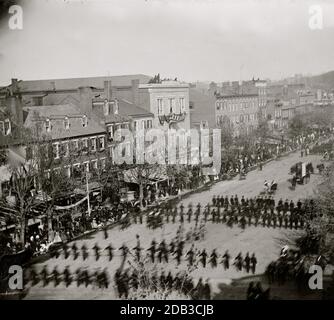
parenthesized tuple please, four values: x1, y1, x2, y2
(48, 237, 258, 275)
(114, 268, 212, 300)
(27, 264, 212, 300)
(28, 265, 110, 289)
(126, 197, 312, 231)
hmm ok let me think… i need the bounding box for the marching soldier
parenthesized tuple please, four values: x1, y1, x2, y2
(62, 242, 69, 259)
(187, 207, 193, 223)
(72, 242, 78, 260)
(29, 267, 39, 286)
(133, 234, 142, 261)
(250, 253, 257, 274)
(221, 250, 230, 270)
(194, 207, 200, 223)
(244, 252, 251, 273)
(105, 243, 114, 261)
(63, 266, 72, 287)
(118, 244, 128, 270)
(52, 266, 60, 287)
(174, 245, 183, 265)
(147, 239, 156, 263)
(199, 249, 208, 268)
(93, 242, 101, 261)
(81, 244, 89, 261)
(103, 225, 109, 239)
(186, 245, 195, 266)
(234, 252, 243, 271)
(40, 265, 49, 287)
(209, 249, 218, 268)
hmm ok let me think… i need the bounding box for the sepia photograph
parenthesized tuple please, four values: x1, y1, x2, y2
(1, 0, 334, 305)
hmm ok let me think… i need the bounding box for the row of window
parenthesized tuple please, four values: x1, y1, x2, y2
(134, 119, 153, 131)
(45, 115, 88, 132)
(216, 113, 257, 125)
(216, 99, 258, 112)
(107, 122, 130, 140)
(45, 157, 107, 179)
(157, 97, 186, 115)
(51, 135, 105, 159)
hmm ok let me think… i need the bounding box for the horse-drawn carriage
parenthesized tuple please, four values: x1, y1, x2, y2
(290, 162, 313, 184)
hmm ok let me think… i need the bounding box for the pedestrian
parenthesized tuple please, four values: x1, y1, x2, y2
(103, 226, 108, 239)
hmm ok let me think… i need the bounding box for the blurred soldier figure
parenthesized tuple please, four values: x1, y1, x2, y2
(93, 242, 101, 261)
(250, 253, 257, 274)
(221, 250, 230, 270)
(105, 243, 114, 261)
(63, 266, 72, 287)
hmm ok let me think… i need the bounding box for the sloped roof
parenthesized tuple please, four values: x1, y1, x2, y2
(118, 99, 153, 118)
(23, 104, 105, 140)
(15, 74, 151, 92)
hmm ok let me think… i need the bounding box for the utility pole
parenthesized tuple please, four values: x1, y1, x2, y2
(86, 171, 91, 216)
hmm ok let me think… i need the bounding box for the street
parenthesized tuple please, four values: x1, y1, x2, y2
(25, 151, 324, 299)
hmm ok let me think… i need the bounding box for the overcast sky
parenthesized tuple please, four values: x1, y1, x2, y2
(0, 0, 334, 85)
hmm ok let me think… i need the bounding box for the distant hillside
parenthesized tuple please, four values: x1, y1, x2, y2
(307, 71, 334, 90)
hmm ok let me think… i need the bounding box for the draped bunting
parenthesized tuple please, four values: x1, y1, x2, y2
(54, 196, 88, 210)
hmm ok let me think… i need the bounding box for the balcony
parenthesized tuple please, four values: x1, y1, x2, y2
(158, 112, 187, 125)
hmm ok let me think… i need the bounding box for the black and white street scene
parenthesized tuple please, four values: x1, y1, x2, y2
(1, 0, 334, 301)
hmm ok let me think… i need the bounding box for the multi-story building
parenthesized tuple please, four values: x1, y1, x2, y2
(189, 87, 216, 130)
(137, 80, 190, 131)
(23, 103, 108, 178)
(215, 93, 260, 136)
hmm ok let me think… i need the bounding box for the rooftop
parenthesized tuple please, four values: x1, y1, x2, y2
(23, 104, 105, 140)
(8, 74, 151, 92)
(118, 99, 154, 118)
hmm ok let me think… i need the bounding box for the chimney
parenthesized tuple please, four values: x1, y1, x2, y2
(103, 80, 113, 100)
(78, 87, 93, 117)
(131, 79, 139, 105)
(6, 79, 23, 126)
